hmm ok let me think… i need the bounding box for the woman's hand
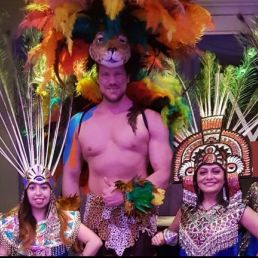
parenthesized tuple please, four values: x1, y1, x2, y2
(0, 245, 9, 256)
(78, 224, 103, 256)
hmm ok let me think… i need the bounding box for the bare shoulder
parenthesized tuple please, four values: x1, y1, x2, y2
(144, 109, 168, 133)
(144, 109, 163, 119)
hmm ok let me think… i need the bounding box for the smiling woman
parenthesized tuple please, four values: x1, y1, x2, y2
(151, 49, 258, 256)
(194, 163, 228, 209)
(26, 183, 51, 211)
(152, 143, 258, 256)
(0, 167, 103, 256)
(0, 28, 102, 255)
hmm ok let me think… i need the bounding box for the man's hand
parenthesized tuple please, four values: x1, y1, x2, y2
(102, 177, 124, 207)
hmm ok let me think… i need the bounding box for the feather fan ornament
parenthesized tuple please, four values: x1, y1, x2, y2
(174, 49, 258, 147)
(0, 33, 73, 182)
(237, 14, 258, 140)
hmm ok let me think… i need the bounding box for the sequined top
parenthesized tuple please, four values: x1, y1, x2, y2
(240, 182, 258, 256)
(179, 198, 246, 256)
(244, 182, 258, 211)
(0, 210, 81, 256)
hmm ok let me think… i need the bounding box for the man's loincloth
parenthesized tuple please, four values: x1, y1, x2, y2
(83, 193, 157, 256)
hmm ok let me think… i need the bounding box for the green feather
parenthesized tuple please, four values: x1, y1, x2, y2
(126, 181, 154, 214)
(226, 48, 258, 128)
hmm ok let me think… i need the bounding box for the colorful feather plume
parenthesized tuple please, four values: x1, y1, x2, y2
(175, 49, 258, 146)
(18, 0, 213, 98)
(0, 30, 73, 182)
(76, 68, 102, 104)
(115, 177, 165, 217)
(53, 2, 84, 54)
(18, 0, 213, 143)
(103, 0, 125, 20)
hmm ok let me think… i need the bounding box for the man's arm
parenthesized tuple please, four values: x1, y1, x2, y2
(145, 109, 172, 189)
(62, 113, 83, 197)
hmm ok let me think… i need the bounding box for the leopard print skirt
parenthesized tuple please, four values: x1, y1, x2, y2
(83, 193, 157, 256)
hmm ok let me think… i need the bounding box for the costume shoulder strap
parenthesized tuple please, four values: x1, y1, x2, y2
(141, 109, 149, 131)
(63, 106, 96, 164)
(78, 105, 97, 136)
(127, 104, 150, 133)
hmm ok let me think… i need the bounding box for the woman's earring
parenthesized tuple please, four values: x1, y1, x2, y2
(223, 186, 227, 201)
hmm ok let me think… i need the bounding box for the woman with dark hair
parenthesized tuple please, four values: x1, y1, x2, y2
(192, 162, 230, 209)
(152, 145, 258, 256)
(151, 47, 258, 256)
(0, 42, 102, 255)
(0, 167, 102, 256)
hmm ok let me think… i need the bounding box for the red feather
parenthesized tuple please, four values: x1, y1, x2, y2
(126, 81, 158, 106)
(18, 10, 53, 35)
(59, 39, 89, 75)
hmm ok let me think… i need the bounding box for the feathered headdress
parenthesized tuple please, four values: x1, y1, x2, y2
(18, 0, 213, 139)
(0, 30, 73, 189)
(172, 49, 258, 205)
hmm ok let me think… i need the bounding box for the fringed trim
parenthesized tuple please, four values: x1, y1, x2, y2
(179, 225, 239, 256)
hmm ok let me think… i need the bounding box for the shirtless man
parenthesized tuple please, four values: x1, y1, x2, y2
(62, 34, 172, 256)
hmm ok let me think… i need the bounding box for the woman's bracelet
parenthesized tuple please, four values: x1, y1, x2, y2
(163, 228, 178, 246)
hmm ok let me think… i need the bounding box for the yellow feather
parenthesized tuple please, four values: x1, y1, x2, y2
(73, 60, 87, 80)
(56, 195, 81, 211)
(142, 73, 182, 105)
(25, 3, 49, 12)
(151, 188, 165, 206)
(53, 3, 83, 54)
(36, 84, 48, 97)
(103, 0, 125, 20)
(76, 73, 102, 103)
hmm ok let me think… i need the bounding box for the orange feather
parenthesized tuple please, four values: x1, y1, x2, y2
(59, 39, 89, 75)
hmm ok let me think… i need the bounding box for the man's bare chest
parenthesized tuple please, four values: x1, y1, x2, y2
(78, 114, 149, 156)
